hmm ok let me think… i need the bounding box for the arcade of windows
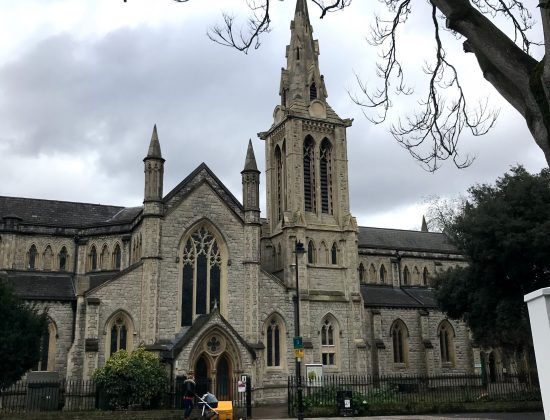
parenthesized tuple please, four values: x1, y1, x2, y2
(27, 244, 70, 272)
(306, 240, 338, 265)
(356, 262, 431, 286)
(180, 226, 223, 327)
(87, 243, 122, 272)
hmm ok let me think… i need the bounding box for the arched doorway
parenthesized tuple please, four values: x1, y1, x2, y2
(195, 355, 211, 396)
(216, 353, 232, 401)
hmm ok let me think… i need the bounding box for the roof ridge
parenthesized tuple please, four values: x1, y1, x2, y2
(0, 195, 127, 209)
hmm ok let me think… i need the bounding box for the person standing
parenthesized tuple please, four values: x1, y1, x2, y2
(183, 374, 196, 420)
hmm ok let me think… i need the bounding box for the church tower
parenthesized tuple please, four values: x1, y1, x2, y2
(259, 0, 365, 373)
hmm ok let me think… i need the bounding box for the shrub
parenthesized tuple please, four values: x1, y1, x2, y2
(93, 347, 168, 409)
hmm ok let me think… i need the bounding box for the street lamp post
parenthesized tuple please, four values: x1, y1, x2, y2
(294, 240, 305, 420)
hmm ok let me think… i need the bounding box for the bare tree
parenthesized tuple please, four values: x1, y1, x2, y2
(168, 0, 550, 171)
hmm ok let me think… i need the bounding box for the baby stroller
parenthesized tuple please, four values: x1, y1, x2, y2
(197, 391, 219, 419)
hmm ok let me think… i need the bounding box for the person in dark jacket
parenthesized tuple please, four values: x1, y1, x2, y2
(183, 375, 196, 420)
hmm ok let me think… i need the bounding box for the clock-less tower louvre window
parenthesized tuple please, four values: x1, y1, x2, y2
(320, 139, 332, 214)
(303, 136, 316, 213)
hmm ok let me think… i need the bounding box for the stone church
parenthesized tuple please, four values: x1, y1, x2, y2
(0, 0, 496, 403)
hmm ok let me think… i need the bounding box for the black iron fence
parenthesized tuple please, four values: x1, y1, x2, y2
(1, 376, 250, 414)
(288, 372, 542, 416)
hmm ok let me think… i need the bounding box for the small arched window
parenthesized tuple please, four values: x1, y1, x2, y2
(303, 136, 316, 213)
(369, 264, 377, 282)
(439, 320, 455, 366)
(43, 245, 53, 271)
(100, 245, 109, 270)
(423, 267, 429, 286)
(28, 245, 38, 270)
(403, 266, 410, 285)
(358, 263, 365, 283)
(391, 320, 409, 365)
(266, 316, 284, 367)
(113, 244, 122, 270)
(331, 243, 337, 265)
(59, 247, 68, 271)
(310, 82, 317, 100)
(90, 246, 97, 271)
(307, 240, 315, 264)
(379, 264, 387, 283)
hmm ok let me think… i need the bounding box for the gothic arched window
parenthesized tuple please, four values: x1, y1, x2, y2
(358, 263, 365, 283)
(403, 266, 410, 285)
(58, 247, 68, 271)
(379, 264, 387, 283)
(439, 320, 455, 366)
(369, 264, 377, 282)
(320, 139, 333, 214)
(330, 243, 337, 265)
(275, 146, 283, 222)
(108, 314, 133, 357)
(181, 226, 223, 326)
(28, 245, 38, 270)
(100, 245, 109, 270)
(113, 244, 122, 270)
(423, 267, 430, 286)
(310, 82, 317, 100)
(266, 316, 284, 367)
(43, 245, 53, 271)
(307, 240, 315, 264)
(303, 136, 316, 213)
(89, 246, 97, 271)
(321, 317, 338, 367)
(391, 319, 409, 365)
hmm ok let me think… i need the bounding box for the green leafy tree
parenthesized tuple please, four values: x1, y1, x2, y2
(433, 166, 550, 351)
(0, 277, 48, 389)
(93, 347, 168, 409)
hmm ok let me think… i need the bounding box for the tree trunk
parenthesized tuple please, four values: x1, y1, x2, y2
(432, 0, 550, 166)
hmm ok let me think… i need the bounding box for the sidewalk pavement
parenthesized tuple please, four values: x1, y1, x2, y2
(251, 414, 544, 420)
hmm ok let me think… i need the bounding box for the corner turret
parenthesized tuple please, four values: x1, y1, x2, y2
(143, 124, 165, 204)
(241, 139, 260, 215)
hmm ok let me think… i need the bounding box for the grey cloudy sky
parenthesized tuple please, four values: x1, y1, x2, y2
(0, 0, 546, 229)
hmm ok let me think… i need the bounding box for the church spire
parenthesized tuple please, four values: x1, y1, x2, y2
(147, 124, 162, 159)
(280, 0, 327, 110)
(143, 124, 164, 203)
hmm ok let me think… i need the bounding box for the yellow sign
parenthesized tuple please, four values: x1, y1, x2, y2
(294, 348, 304, 358)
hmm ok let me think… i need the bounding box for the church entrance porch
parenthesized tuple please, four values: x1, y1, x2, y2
(193, 351, 233, 401)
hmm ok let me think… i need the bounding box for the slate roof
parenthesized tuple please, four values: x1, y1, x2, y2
(358, 226, 458, 253)
(2, 271, 75, 301)
(0, 196, 141, 228)
(360, 284, 438, 309)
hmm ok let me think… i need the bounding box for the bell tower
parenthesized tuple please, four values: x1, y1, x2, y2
(258, 0, 363, 374)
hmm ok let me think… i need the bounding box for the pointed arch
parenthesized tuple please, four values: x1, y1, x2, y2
(390, 319, 409, 365)
(28, 244, 38, 270)
(58, 246, 69, 271)
(112, 243, 122, 270)
(275, 145, 283, 222)
(358, 263, 366, 283)
(105, 310, 134, 358)
(310, 82, 317, 100)
(423, 267, 430, 286)
(89, 245, 98, 271)
(330, 242, 337, 265)
(319, 241, 328, 265)
(369, 264, 377, 282)
(320, 138, 333, 214)
(179, 222, 227, 326)
(403, 266, 410, 285)
(43, 245, 53, 271)
(379, 264, 387, 283)
(307, 240, 316, 264)
(320, 314, 339, 368)
(438, 320, 456, 366)
(100, 244, 110, 270)
(413, 266, 420, 285)
(265, 312, 286, 368)
(303, 135, 316, 213)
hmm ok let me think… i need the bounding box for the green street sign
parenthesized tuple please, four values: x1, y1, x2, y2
(293, 336, 303, 349)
